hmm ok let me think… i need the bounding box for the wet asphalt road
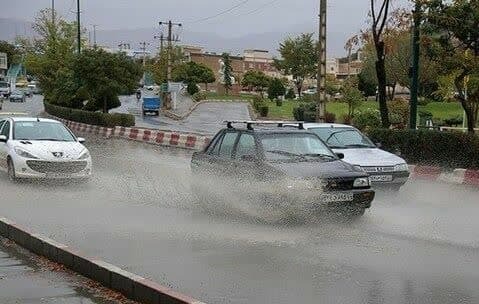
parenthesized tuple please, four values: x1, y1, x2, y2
(1, 137, 479, 304)
(0, 237, 128, 304)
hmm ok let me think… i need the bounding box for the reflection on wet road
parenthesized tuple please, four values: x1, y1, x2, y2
(1, 137, 478, 304)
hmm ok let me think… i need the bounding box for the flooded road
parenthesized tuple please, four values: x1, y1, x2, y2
(1, 137, 479, 304)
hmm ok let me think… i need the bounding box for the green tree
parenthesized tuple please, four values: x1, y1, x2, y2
(274, 33, 317, 97)
(172, 61, 215, 90)
(242, 70, 270, 96)
(221, 52, 233, 94)
(149, 46, 185, 85)
(424, 0, 479, 133)
(342, 76, 364, 117)
(74, 48, 142, 113)
(23, 9, 77, 104)
(267, 77, 286, 100)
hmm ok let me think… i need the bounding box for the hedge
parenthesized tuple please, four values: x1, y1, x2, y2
(367, 129, 479, 169)
(44, 101, 135, 127)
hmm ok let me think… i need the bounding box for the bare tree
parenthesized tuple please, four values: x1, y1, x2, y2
(370, 0, 391, 128)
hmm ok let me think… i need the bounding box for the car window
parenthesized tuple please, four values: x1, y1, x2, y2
(218, 132, 238, 159)
(309, 127, 375, 148)
(206, 132, 223, 154)
(0, 120, 5, 133)
(261, 133, 335, 161)
(13, 121, 76, 141)
(1, 121, 10, 138)
(235, 133, 256, 159)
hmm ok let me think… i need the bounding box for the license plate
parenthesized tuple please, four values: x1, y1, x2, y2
(370, 175, 393, 182)
(46, 173, 71, 178)
(320, 192, 354, 203)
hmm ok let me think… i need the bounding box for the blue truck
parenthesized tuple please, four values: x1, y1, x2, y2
(142, 97, 161, 116)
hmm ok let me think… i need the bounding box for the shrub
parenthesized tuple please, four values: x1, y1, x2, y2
(388, 99, 409, 127)
(444, 116, 463, 127)
(352, 109, 381, 130)
(259, 105, 269, 117)
(192, 91, 207, 102)
(267, 78, 286, 100)
(342, 114, 353, 124)
(187, 82, 199, 95)
(44, 101, 135, 127)
(293, 103, 316, 122)
(252, 95, 264, 111)
(276, 99, 283, 107)
(285, 88, 296, 99)
(324, 112, 336, 123)
(367, 129, 479, 169)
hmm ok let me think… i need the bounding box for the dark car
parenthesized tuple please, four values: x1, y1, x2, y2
(191, 121, 375, 222)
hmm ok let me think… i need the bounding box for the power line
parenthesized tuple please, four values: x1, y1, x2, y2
(186, 0, 249, 23)
(235, 0, 281, 17)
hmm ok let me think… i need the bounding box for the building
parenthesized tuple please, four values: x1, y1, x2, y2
(327, 51, 363, 80)
(0, 52, 7, 80)
(183, 46, 280, 93)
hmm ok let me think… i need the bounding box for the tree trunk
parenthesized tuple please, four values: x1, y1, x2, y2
(375, 41, 390, 128)
(296, 82, 302, 98)
(391, 83, 396, 100)
(205, 82, 208, 91)
(455, 72, 475, 134)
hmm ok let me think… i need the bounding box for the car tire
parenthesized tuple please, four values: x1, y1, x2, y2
(7, 158, 17, 182)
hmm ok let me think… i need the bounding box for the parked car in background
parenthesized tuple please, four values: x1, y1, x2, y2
(0, 81, 10, 97)
(27, 82, 41, 94)
(300, 123, 410, 191)
(0, 117, 92, 181)
(9, 90, 26, 103)
(191, 121, 375, 222)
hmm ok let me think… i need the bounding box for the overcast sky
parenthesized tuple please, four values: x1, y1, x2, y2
(2, 0, 410, 54)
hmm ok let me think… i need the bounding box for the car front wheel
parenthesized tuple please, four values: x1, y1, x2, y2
(7, 158, 17, 182)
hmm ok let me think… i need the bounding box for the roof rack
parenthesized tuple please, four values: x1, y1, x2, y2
(224, 120, 305, 130)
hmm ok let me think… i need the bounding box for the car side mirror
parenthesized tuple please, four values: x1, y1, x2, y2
(375, 142, 382, 148)
(77, 137, 86, 144)
(335, 152, 344, 159)
(240, 154, 258, 162)
(0, 135, 7, 143)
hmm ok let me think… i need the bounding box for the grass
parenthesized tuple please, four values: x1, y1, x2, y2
(265, 99, 465, 122)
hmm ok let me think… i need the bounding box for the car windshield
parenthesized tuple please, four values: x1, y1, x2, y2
(309, 127, 376, 149)
(13, 121, 76, 141)
(261, 133, 336, 161)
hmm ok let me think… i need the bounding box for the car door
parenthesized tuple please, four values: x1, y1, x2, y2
(0, 120, 10, 170)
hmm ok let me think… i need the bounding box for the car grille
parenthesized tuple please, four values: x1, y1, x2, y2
(324, 178, 355, 191)
(26, 161, 87, 174)
(362, 166, 394, 173)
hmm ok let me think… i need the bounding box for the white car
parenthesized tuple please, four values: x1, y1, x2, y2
(0, 117, 92, 181)
(302, 123, 410, 190)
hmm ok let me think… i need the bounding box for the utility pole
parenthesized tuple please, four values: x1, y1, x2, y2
(139, 41, 149, 67)
(92, 24, 98, 47)
(51, 0, 55, 23)
(159, 20, 182, 109)
(409, 0, 421, 129)
(316, 0, 327, 122)
(76, 0, 81, 54)
(154, 33, 166, 55)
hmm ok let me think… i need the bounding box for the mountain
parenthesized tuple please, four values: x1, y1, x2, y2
(0, 18, 348, 57)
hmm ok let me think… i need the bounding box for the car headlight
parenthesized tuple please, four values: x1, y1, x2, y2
(78, 150, 90, 160)
(394, 163, 409, 172)
(14, 147, 39, 159)
(352, 165, 364, 172)
(353, 177, 370, 188)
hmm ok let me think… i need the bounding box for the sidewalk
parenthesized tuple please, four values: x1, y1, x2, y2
(0, 237, 135, 304)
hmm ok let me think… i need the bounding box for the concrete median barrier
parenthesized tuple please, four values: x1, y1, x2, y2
(0, 217, 206, 304)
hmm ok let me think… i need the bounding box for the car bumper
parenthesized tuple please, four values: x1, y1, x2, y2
(12, 157, 92, 179)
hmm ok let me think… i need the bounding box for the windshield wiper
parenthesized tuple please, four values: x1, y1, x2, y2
(34, 138, 68, 141)
(266, 150, 302, 157)
(301, 153, 336, 159)
(344, 144, 374, 148)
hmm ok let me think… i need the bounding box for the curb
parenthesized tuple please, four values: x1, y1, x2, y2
(409, 165, 479, 187)
(164, 99, 253, 121)
(0, 217, 206, 304)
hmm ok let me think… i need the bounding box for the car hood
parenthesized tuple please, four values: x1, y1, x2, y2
(332, 148, 405, 166)
(268, 160, 367, 179)
(12, 140, 87, 161)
